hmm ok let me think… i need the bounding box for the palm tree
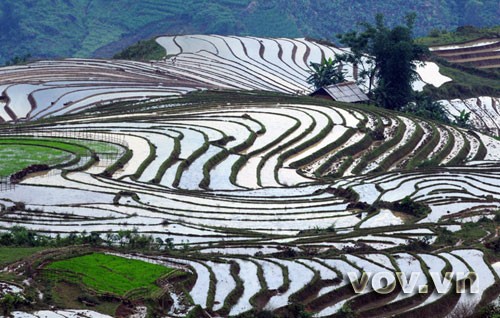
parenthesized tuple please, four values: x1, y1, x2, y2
(307, 57, 347, 89)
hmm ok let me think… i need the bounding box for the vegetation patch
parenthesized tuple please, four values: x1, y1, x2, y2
(114, 38, 166, 61)
(0, 144, 69, 177)
(45, 253, 175, 296)
(376, 196, 431, 218)
(0, 247, 47, 267)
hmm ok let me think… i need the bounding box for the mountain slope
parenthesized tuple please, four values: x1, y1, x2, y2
(1, 0, 499, 65)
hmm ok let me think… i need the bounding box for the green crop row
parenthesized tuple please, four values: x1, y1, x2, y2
(290, 128, 356, 169)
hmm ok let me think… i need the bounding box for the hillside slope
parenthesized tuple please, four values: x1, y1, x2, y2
(1, 0, 499, 65)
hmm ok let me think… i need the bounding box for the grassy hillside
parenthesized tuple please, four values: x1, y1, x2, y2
(1, 0, 499, 64)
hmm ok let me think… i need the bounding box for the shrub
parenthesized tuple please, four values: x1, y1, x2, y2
(402, 92, 451, 124)
(0, 293, 26, 315)
(369, 125, 385, 140)
(406, 236, 433, 252)
(453, 110, 472, 129)
(327, 187, 359, 202)
(375, 197, 430, 218)
(395, 196, 430, 218)
(435, 228, 456, 246)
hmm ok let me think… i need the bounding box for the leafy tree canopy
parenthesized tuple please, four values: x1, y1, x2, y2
(338, 13, 430, 110)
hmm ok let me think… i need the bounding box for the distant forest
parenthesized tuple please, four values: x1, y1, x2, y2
(0, 0, 498, 64)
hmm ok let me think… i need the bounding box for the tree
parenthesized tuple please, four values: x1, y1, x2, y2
(307, 57, 347, 89)
(338, 13, 429, 110)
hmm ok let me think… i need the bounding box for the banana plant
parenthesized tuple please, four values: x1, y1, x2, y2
(307, 56, 347, 89)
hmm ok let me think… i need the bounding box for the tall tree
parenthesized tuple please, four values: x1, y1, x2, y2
(338, 13, 429, 110)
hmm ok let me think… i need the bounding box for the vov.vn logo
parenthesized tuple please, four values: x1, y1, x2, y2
(347, 271, 478, 294)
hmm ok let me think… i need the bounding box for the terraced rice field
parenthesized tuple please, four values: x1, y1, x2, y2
(87, 249, 497, 318)
(430, 38, 500, 69)
(0, 35, 499, 317)
(0, 36, 449, 121)
(440, 96, 500, 136)
(8, 310, 113, 318)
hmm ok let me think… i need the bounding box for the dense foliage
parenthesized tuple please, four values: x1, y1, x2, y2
(1, 0, 499, 64)
(338, 13, 429, 110)
(0, 226, 174, 250)
(113, 38, 166, 61)
(307, 57, 346, 89)
(401, 92, 451, 124)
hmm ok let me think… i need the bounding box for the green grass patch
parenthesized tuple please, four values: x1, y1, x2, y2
(46, 253, 175, 296)
(0, 246, 46, 266)
(0, 144, 69, 177)
(454, 222, 489, 242)
(0, 137, 91, 156)
(0, 137, 121, 177)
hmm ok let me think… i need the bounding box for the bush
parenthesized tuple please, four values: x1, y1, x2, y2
(375, 196, 430, 219)
(453, 109, 472, 129)
(395, 196, 430, 218)
(402, 92, 451, 124)
(406, 236, 433, 252)
(0, 293, 26, 315)
(435, 228, 456, 246)
(327, 187, 359, 202)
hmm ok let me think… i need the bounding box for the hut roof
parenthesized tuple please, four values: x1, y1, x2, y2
(311, 82, 369, 103)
